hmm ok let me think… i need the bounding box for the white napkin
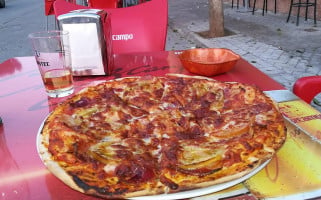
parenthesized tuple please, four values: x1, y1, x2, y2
(62, 23, 103, 71)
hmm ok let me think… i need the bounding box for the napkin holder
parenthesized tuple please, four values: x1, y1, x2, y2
(57, 9, 113, 76)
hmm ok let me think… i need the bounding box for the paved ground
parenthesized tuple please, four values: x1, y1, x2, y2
(0, 0, 49, 63)
(166, 0, 321, 110)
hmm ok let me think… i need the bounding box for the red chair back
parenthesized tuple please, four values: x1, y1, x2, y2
(87, 0, 120, 8)
(293, 76, 321, 103)
(44, 0, 55, 16)
(45, 0, 77, 16)
(53, 0, 168, 54)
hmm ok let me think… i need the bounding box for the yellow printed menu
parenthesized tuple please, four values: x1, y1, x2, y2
(279, 100, 321, 140)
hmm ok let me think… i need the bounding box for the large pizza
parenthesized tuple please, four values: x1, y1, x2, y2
(37, 74, 286, 199)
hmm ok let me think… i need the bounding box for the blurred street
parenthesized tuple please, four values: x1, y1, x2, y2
(0, 0, 54, 62)
(0, 0, 194, 63)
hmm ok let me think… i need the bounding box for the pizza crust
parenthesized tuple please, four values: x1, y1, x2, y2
(37, 116, 85, 194)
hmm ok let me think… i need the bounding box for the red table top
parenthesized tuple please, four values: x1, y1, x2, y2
(0, 51, 285, 199)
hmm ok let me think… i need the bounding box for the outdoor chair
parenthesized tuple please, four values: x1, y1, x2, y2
(231, 0, 246, 9)
(53, 0, 168, 54)
(87, 0, 121, 9)
(252, 0, 277, 15)
(45, 0, 57, 16)
(293, 76, 321, 103)
(286, 0, 317, 26)
(44, 0, 119, 30)
(45, 0, 76, 30)
(45, 0, 119, 16)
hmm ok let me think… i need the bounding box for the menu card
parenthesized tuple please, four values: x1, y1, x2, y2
(279, 100, 321, 140)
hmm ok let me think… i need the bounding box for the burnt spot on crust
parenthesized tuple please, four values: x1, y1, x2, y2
(160, 175, 179, 190)
(72, 174, 127, 196)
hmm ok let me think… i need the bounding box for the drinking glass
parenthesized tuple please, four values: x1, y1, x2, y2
(28, 30, 74, 98)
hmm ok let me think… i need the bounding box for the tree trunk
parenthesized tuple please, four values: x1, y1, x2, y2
(208, 0, 225, 37)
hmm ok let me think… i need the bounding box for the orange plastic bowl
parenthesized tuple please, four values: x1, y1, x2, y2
(179, 48, 240, 76)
